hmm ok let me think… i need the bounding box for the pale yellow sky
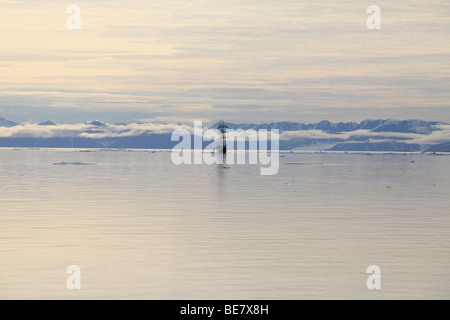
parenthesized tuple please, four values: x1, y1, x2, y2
(0, 0, 449, 123)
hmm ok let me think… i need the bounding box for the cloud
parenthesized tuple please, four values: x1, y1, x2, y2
(0, 123, 90, 138)
(409, 124, 450, 144)
(78, 122, 192, 139)
(1, 0, 450, 124)
(0, 122, 190, 139)
(278, 129, 424, 141)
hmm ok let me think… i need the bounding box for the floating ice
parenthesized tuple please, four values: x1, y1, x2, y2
(52, 162, 97, 166)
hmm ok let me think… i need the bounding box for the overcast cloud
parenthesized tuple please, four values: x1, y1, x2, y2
(0, 1, 449, 123)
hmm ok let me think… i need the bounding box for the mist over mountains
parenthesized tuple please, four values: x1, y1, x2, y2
(0, 118, 449, 152)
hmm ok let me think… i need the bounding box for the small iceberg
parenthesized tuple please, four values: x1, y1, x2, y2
(52, 162, 97, 166)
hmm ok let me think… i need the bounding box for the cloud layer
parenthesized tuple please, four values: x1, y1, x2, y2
(0, 1, 449, 123)
(0, 122, 190, 139)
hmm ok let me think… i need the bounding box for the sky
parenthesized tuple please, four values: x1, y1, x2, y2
(0, 0, 449, 124)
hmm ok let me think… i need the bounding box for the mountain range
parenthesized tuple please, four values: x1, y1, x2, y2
(0, 118, 449, 152)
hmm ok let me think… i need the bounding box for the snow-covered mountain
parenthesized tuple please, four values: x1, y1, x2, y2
(0, 118, 449, 151)
(0, 118, 19, 127)
(213, 119, 445, 134)
(38, 120, 57, 126)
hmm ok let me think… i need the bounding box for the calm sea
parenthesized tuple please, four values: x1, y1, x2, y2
(0, 148, 449, 299)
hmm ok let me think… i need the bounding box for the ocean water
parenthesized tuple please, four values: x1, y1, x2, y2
(0, 148, 449, 299)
